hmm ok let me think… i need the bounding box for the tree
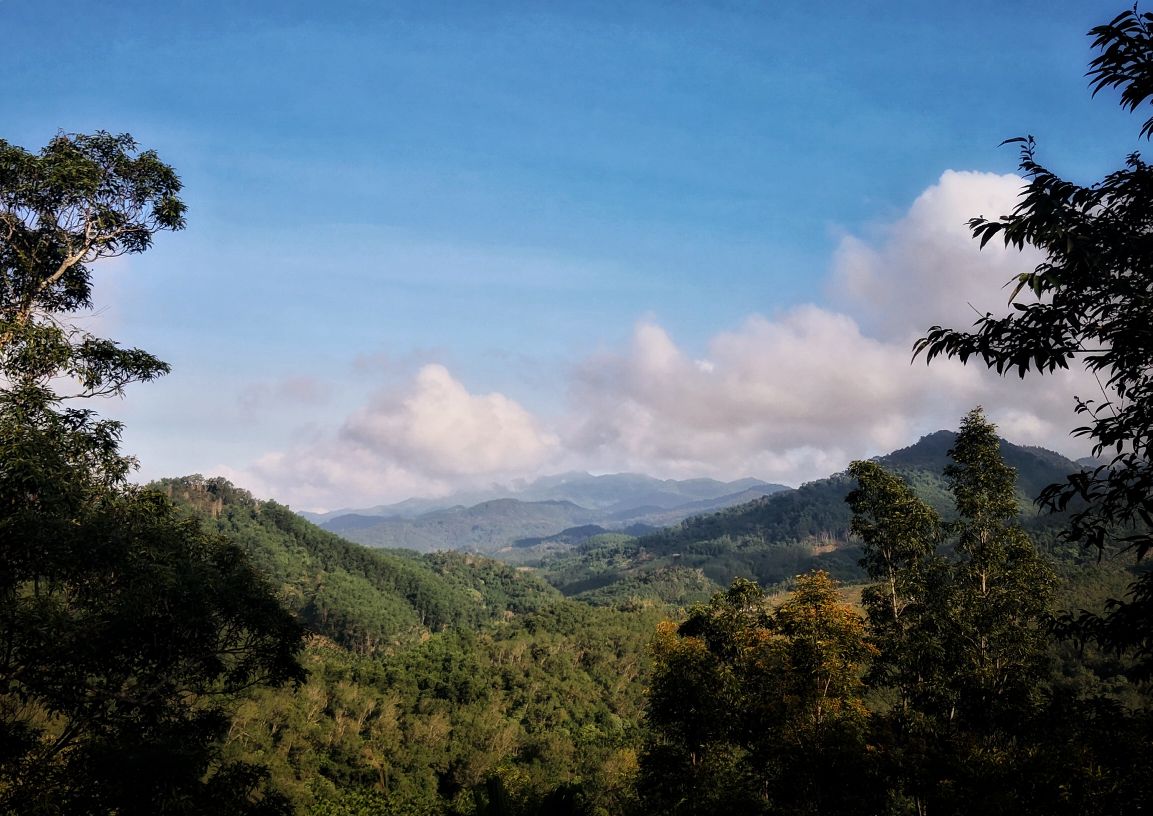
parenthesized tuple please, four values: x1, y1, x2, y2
(845, 459, 942, 708)
(640, 572, 879, 816)
(936, 410, 1056, 728)
(0, 131, 181, 398)
(942, 409, 1054, 725)
(0, 132, 304, 814)
(641, 579, 765, 816)
(848, 409, 1055, 815)
(915, 7, 1153, 677)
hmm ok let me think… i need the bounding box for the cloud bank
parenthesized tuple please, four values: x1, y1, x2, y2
(223, 170, 1097, 510)
(225, 364, 559, 510)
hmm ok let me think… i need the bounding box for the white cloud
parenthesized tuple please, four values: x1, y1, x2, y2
(224, 169, 1096, 509)
(227, 363, 559, 510)
(562, 309, 1090, 487)
(558, 169, 1093, 485)
(565, 311, 950, 484)
(830, 170, 1040, 340)
(341, 364, 558, 478)
(827, 169, 1097, 451)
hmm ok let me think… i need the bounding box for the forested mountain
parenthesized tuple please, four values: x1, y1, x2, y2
(540, 431, 1086, 601)
(321, 484, 787, 556)
(157, 475, 669, 815)
(321, 432, 1081, 580)
(156, 451, 1144, 816)
(158, 477, 563, 653)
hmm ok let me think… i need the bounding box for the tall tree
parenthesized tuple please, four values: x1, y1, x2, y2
(941, 409, 1054, 727)
(848, 409, 1055, 815)
(641, 572, 879, 816)
(846, 459, 942, 709)
(0, 132, 304, 815)
(915, 7, 1153, 677)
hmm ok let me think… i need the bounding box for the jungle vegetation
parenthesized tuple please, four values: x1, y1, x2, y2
(4, 6, 1153, 815)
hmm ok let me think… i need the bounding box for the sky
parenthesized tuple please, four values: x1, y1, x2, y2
(1, 0, 1141, 510)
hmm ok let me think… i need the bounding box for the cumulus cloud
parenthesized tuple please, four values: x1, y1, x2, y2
(559, 169, 1094, 485)
(228, 364, 559, 510)
(226, 169, 1097, 509)
(827, 169, 1097, 448)
(340, 364, 558, 478)
(565, 312, 967, 477)
(831, 170, 1040, 340)
(562, 310, 1090, 487)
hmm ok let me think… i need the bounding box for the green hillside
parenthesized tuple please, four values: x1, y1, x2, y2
(540, 432, 1085, 599)
(152, 458, 1143, 816)
(157, 476, 669, 815)
(157, 477, 562, 653)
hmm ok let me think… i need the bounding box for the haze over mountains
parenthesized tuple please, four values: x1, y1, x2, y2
(301, 472, 782, 521)
(302, 472, 789, 553)
(300, 431, 1086, 566)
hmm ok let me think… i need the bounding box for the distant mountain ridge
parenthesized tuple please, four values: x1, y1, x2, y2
(539, 431, 1088, 603)
(310, 434, 1085, 566)
(327, 498, 605, 553)
(300, 472, 785, 522)
(308, 473, 788, 555)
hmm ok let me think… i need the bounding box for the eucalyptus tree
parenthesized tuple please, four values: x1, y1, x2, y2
(846, 459, 942, 707)
(641, 572, 879, 816)
(848, 409, 1055, 814)
(942, 409, 1055, 727)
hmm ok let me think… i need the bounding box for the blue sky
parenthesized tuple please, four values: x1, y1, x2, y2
(2, 1, 1138, 509)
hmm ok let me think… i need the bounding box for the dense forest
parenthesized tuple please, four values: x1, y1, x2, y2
(4, 6, 1153, 815)
(533, 430, 1088, 601)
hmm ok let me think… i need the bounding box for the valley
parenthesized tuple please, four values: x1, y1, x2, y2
(141, 428, 1144, 815)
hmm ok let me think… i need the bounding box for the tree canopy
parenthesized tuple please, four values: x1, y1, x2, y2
(641, 571, 878, 816)
(0, 132, 304, 815)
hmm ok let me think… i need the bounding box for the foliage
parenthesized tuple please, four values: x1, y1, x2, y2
(221, 602, 661, 816)
(155, 478, 659, 814)
(538, 535, 721, 608)
(939, 409, 1056, 725)
(845, 459, 942, 699)
(0, 133, 303, 814)
(640, 572, 879, 816)
(916, 6, 1153, 676)
(160, 476, 563, 654)
(0, 132, 182, 398)
(847, 411, 1125, 815)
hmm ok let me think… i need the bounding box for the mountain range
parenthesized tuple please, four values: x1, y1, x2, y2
(306, 473, 789, 555)
(301, 472, 781, 520)
(305, 433, 1087, 566)
(159, 428, 1101, 634)
(537, 430, 1090, 604)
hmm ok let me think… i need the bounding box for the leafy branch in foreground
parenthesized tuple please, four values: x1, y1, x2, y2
(915, 6, 1153, 677)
